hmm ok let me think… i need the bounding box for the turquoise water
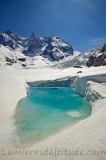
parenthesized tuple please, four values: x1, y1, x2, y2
(15, 87, 91, 144)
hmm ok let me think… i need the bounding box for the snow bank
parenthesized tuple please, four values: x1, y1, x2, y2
(27, 71, 106, 105)
(27, 77, 71, 87)
(72, 74, 106, 96)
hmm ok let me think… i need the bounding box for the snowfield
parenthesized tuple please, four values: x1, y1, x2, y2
(0, 30, 106, 160)
(0, 66, 106, 160)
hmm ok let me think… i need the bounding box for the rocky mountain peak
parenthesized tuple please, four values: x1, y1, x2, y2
(86, 44, 106, 67)
(30, 32, 36, 40)
(23, 32, 43, 56)
(101, 43, 106, 52)
(0, 30, 74, 61)
(5, 30, 13, 35)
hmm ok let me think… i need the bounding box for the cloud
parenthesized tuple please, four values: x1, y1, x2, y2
(89, 38, 106, 46)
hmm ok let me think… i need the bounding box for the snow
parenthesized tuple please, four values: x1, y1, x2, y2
(51, 36, 69, 47)
(0, 44, 79, 69)
(1, 31, 105, 69)
(0, 66, 106, 160)
(0, 31, 106, 160)
(85, 81, 106, 103)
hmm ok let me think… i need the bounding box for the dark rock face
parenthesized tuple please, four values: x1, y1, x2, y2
(24, 33, 42, 56)
(86, 47, 106, 67)
(5, 30, 12, 35)
(0, 34, 6, 45)
(5, 57, 16, 63)
(18, 58, 26, 62)
(23, 34, 74, 61)
(6, 40, 15, 49)
(0, 30, 74, 61)
(100, 43, 106, 52)
(22, 64, 27, 67)
(0, 31, 20, 49)
(86, 55, 95, 67)
(41, 37, 73, 61)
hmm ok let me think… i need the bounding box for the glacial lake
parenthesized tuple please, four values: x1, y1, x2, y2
(15, 87, 91, 144)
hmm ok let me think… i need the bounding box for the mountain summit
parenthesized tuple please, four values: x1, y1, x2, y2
(0, 30, 105, 69)
(0, 31, 74, 61)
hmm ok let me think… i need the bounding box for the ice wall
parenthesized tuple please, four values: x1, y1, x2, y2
(27, 73, 106, 104)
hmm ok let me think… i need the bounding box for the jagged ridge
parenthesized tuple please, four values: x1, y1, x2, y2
(0, 30, 106, 68)
(0, 30, 74, 61)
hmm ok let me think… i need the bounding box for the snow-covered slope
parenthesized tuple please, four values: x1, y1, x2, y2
(51, 49, 97, 68)
(52, 45, 106, 68)
(0, 30, 106, 69)
(0, 45, 52, 69)
(0, 30, 75, 69)
(86, 44, 106, 67)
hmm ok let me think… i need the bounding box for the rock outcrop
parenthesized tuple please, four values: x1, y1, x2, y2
(86, 44, 106, 67)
